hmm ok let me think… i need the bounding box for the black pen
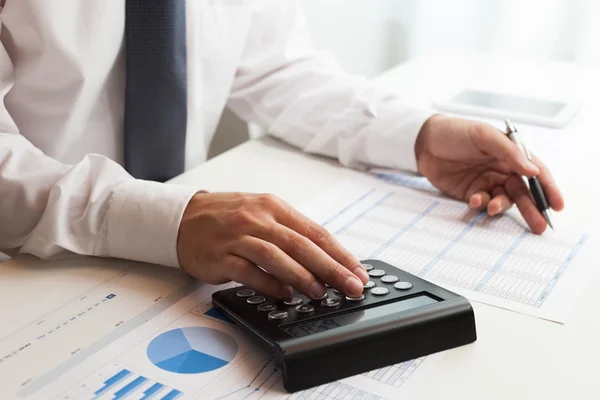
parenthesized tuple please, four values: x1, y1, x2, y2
(504, 120, 554, 230)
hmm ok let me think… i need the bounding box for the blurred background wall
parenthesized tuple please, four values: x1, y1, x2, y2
(209, 0, 599, 158)
(304, 0, 600, 78)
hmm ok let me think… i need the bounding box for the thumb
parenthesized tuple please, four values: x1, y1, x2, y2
(471, 124, 540, 177)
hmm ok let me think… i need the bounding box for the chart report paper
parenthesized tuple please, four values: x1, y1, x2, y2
(300, 174, 593, 324)
(13, 282, 436, 400)
(0, 173, 592, 399)
(0, 257, 435, 399)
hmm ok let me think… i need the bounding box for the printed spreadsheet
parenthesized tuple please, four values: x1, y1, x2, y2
(301, 173, 593, 323)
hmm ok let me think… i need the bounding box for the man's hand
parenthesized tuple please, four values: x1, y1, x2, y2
(177, 192, 369, 299)
(416, 115, 565, 234)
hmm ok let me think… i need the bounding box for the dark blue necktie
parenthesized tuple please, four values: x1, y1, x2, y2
(124, 0, 187, 182)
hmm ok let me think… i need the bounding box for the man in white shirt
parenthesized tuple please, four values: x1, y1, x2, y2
(0, 1, 563, 300)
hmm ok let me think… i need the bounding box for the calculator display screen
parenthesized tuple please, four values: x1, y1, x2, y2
(284, 294, 438, 338)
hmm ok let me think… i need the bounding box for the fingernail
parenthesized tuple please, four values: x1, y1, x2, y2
(345, 276, 364, 296)
(310, 281, 326, 299)
(355, 267, 369, 284)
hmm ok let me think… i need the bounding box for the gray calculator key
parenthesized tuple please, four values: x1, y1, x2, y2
(315, 292, 328, 300)
(332, 289, 344, 297)
(236, 289, 255, 298)
(247, 296, 266, 305)
(394, 281, 413, 290)
(296, 304, 315, 314)
(284, 297, 303, 306)
(321, 298, 340, 307)
(268, 310, 288, 320)
(257, 303, 276, 312)
(371, 287, 389, 296)
(364, 281, 376, 289)
(362, 263, 374, 271)
(381, 275, 399, 284)
(346, 294, 365, 301)
(368, 269, 386, 277)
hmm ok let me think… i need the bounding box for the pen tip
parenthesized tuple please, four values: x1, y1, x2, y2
(543, 210, 555, 231)
(505, 119, 516, 133)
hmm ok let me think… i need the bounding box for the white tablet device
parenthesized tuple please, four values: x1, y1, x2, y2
(433, 89, 580, 128)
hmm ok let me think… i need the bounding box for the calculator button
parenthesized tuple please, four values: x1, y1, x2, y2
(321, 298, 341, 308)
(315, 293, 328, 300)
(257, 303, 276, 312)
(284, 297, 303, 306)
(381, 275, 399, 284)
(364, 281, 376, 289)
(332, 289, 344, 297)
(368, 269, 386, 277)
(371, 287, 389, 296)
(362, 263, 374, 271)
(346, 294, 365, 301)
(268, 310, 288, 320)
(236, 289, 255, 298)
(247, 296, 266, 305)
(394, 281, 413, 290)
(296, 304, 315, 314)
(325, 283, 331, 287)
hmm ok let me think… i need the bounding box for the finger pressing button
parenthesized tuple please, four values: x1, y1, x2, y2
(284, 297, 303, 306)
(236, 289, 255, 298)
(247, 296, 266, 305)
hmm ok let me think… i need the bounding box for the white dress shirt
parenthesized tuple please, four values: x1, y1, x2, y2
(0, 0, 433, 268)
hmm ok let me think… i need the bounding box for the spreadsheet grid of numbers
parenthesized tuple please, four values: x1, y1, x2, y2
(322, 188, 587, 309)
(362, 358, 424, 388)
(289, 381, 385, 400)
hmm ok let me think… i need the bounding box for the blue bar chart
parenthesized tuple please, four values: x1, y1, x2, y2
(91, 367, 182, 399)
(50, 362, 184, 400)
(140, 383, 165, 400)
(113, 376, 147, 399)
(94, 369, 131, 397)
(160, 389, 183, 400)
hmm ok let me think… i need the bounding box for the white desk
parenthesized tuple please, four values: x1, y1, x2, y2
(171, 52, 600, 399)
(3, 52, 600, 399)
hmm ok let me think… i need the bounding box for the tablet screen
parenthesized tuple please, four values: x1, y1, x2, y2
(451, 90, 566, 118)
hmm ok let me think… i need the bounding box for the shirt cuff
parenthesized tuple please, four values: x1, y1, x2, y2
(304, 88, 436, 174)
(358, 99, 435, 173)
(105, 179, 200, 268)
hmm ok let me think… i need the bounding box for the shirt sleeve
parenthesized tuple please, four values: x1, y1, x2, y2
(0, 29, 199, 267)
(226, 1, 435, 173)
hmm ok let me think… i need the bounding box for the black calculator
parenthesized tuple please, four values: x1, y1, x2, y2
(212, 259, 477, 392)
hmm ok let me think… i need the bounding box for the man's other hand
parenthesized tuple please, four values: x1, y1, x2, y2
(416, 115, 565, 234)
(177, 192, 369, 299)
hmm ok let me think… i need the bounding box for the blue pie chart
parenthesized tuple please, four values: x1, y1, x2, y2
(147, 327, 238, 374)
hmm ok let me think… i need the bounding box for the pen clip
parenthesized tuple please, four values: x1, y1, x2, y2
(505, 119, 532, 161)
